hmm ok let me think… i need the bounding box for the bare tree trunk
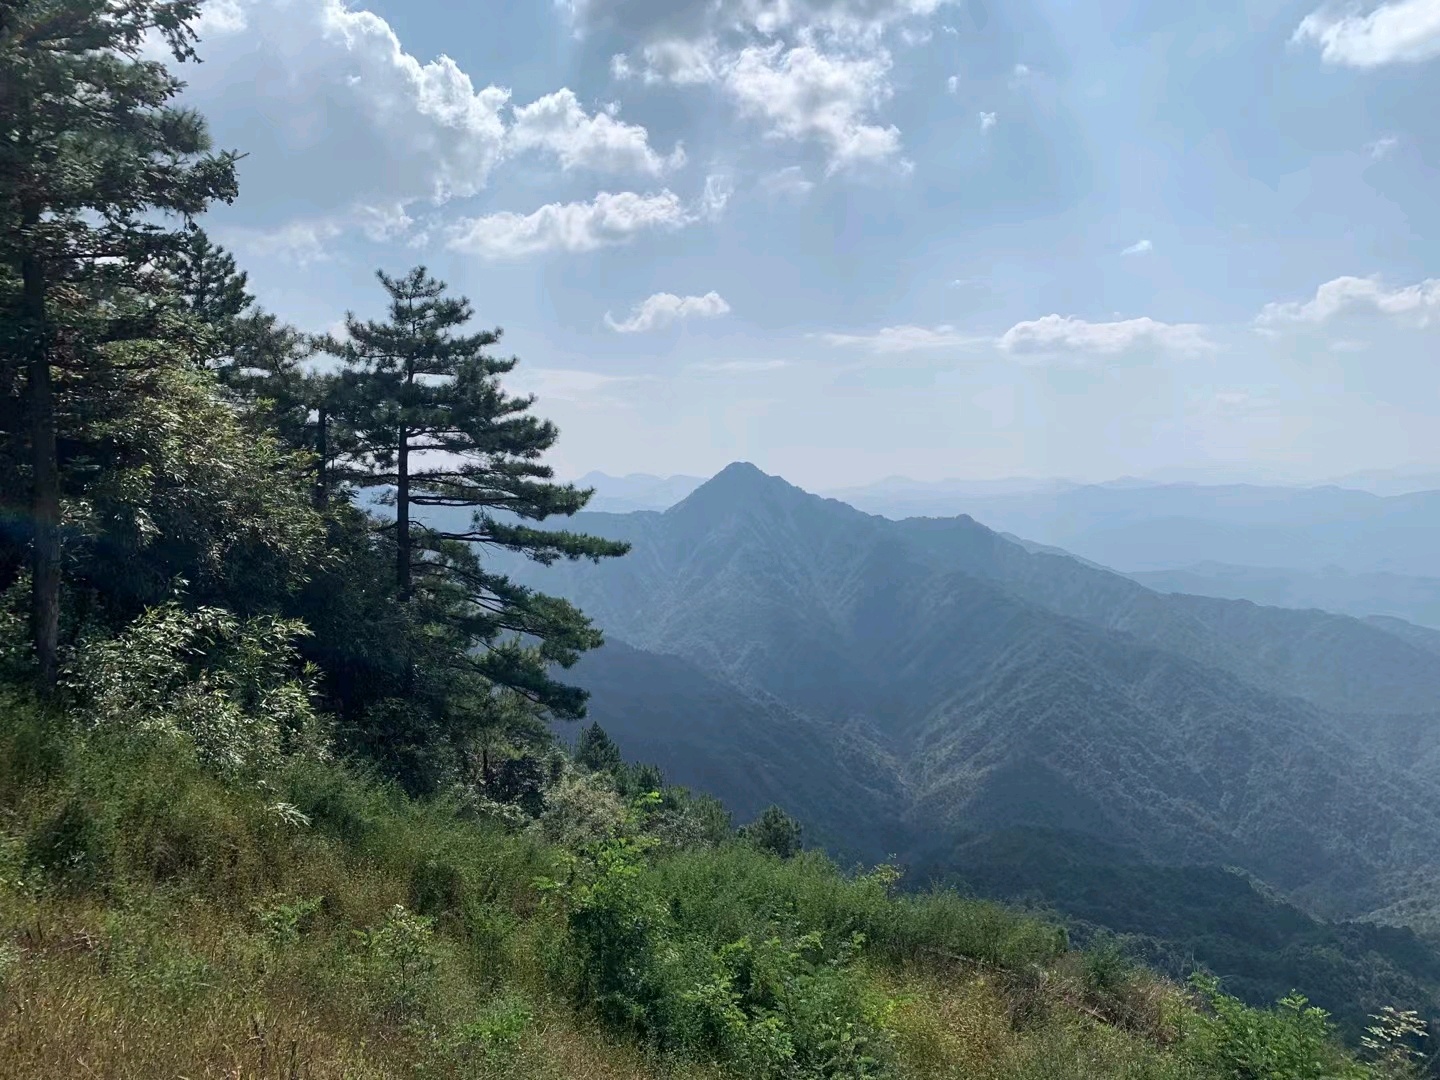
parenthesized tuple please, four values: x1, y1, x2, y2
(22, 247, 59, 692)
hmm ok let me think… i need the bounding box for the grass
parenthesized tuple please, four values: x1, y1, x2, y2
(0, 692, 1399, 1079)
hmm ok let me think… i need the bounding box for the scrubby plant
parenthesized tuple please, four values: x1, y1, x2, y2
(64, 604, 326, 776)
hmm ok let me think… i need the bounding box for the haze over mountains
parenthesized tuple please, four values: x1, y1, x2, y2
(481, 464, 1440, 920)
(415, 460, 1440, 1029)
(572, 469, 1440, 629)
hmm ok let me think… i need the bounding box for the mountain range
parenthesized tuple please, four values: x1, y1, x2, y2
(476, 464, 1440, 923)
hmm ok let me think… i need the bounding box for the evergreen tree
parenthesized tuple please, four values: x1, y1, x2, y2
(742, 806, 804, 860)
(319, 267, 629, 732)
(320, 267, 628, 596)
(165, 223, 254, 338)
(0, 0, 240, 689)
(575, 722, 623, 773)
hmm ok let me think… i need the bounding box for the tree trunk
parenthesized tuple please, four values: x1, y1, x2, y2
(314, 404, 329, 509)
(22, 248, 59, 693)
(396, 427, 410, 598)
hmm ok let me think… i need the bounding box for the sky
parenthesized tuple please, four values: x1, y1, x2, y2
(165, 0, 1440, 490)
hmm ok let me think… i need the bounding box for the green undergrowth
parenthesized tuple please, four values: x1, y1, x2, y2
(0, 693, 1424, 1079)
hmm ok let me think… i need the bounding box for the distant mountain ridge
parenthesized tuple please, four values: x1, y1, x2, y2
(827, 479, 1440, 579)
(1129, 562, 1440, 631)
(477, 463, 1440, 925)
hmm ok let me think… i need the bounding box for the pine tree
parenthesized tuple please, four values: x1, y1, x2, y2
(575, 722, 623, 773)
(742, 806, 803, 859)
(321, 267, 629, 596)
(0, 0, 240, 689)
(320, 266, 629, 741)
(165, 223, 254, 339)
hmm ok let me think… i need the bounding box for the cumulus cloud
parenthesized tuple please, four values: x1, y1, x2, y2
(946, 74, 959, 92)
(605, 291, 732, 332)
(508, 89, 685, 174)
(725, 43, 904, 171)
(447, 189, 712, 258)
(1256, 274, 1440, 326)
(630, 38, 725, 84)
(818, 324, 984, 352)
(593, 0, 935, 172)
(165, 0, 682, 247)
(997, 314, 1213, 356)
(1292, 0, 1440, 67)
(979, 110, 997, 131)
(1122, 239, 1153, 255)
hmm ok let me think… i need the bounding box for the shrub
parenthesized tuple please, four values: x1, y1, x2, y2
(353, 904, 440, 1021)
(64, 604, 327, 777)
(1184, 973, 1367, 1080)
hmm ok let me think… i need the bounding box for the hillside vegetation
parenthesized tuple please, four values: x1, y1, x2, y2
(1, 696, 1425, 1080)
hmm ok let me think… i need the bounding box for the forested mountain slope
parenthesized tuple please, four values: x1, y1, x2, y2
(481, 463, 1440, 922)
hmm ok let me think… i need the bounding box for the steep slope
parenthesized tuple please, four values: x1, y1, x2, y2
(499, 464, 1440, 920)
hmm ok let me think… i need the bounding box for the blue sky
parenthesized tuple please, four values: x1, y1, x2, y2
(170, 0, 1440, 488)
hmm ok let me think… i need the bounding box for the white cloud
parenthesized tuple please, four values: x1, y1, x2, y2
(724, 43, 904, 171)
(1012, 62, 1031, 77)
(700, 173, 735, 220)
(447, 190, 694, 258)
(314, 0, 512, 204)
(1122, 239, 1153, 255)
(165, 0, 684, 249)
(605, 291, 732, 332)
(1256, 274, 1440, 326)
(196, 0, 249, 35)
(604, 9, 921, 172)
(1293, 0, 1440, 67)
(946, 74, 959, 92)
(818, 324, 984, 352)
(759, 165, 817, 199)
(508, 88, 685, 175)
(634, 38, 724, 84)
(979, 111, 997, 131)
(1366, 134, 1400, 159)
(997, 314, 1213, 356)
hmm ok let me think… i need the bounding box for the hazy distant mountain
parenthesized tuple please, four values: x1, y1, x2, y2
(1323, 467, 1440, 497)
(571, 471, 704, 512)
(1130, 563, 1440, 631)
(484, 463, 1440, 924)
(835, 481, 1440, 579)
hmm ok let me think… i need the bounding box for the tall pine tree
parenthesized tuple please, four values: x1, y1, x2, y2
(0, 0, 239, 688)
(321, 266, 628, 729)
